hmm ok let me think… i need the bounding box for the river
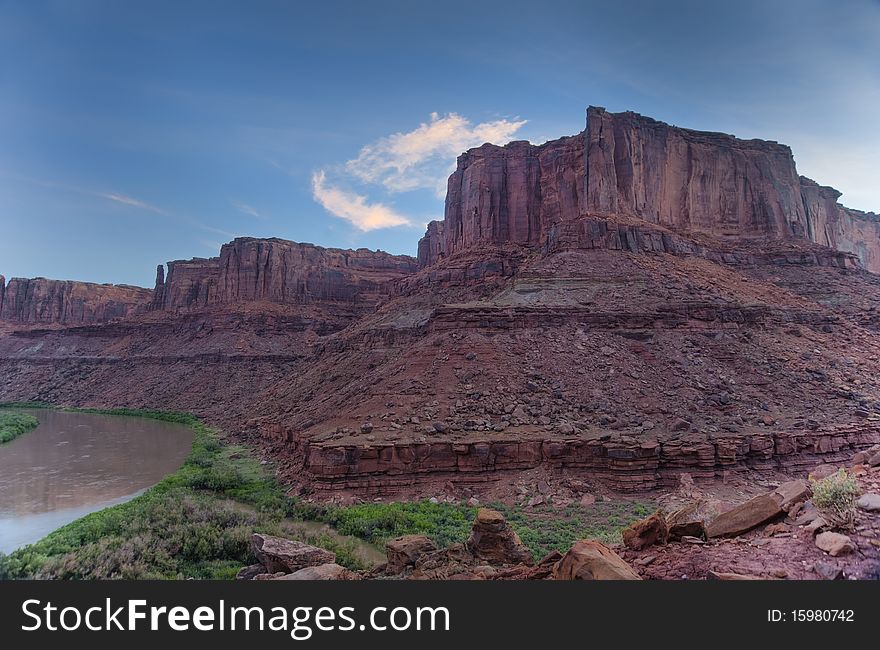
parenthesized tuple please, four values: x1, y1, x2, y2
(0, 409, 193, 553)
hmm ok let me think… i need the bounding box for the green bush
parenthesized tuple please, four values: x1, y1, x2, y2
(0, 412, 39, 443)
(0, 409, 367, 579)
(311, 498, 656, 561)
(811, 469, 860, 528)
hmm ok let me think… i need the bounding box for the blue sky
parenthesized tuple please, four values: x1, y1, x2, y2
(1, 0, 878, 286)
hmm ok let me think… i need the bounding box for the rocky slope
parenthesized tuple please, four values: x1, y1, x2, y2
(1, 106, 879, 500)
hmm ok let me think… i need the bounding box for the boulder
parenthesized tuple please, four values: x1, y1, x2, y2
(622, 510, 668, 550)
(707, 571, 764, 580)
(706, 480, 810, 538)
(813, 561, 843, 580)
(412, 544, 478, 580)
(856, 493, 880, 512)
(815, 532, 855, 557)
(666, 502, 709, 540)
(553, 540, 641, 580)
(235, 563, 268, 581)
(808, 464, 842, 481)
(466, 509, 533, 566)
(274, 563, 355, 580)
(252, 533, 336, 574)
(253, 572, 287, 580)
(385, 535, 437, 573)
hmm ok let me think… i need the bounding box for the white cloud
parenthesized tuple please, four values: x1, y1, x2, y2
(345, 112, 527, 197)
(311, 170, 411, 231)
(97, 192, 167, 214)
(232, 201, 267, 219)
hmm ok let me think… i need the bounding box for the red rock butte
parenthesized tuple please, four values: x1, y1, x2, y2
(2, 107, 879, 498)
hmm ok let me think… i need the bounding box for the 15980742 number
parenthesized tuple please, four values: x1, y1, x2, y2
(790, 610, 854, 622)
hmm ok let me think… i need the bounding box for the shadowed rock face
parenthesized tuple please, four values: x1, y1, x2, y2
(0, 276, 152, 325)
(441, 135, 585, 253)
(154, 238, 418, 311)
(424, 106, 880, 273)
(799, 177, 880, 273)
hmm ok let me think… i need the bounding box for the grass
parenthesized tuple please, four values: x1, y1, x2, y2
(0, 408, 367, 579)
(0, 405, 656, 577)
(811, 468, 860, 529)
(301, 498, 655, 561)
(0, 411, 39, 443)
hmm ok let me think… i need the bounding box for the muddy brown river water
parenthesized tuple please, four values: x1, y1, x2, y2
(0, 409, 193, 553)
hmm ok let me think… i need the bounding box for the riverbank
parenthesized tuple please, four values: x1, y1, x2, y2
(0, 406, 654, 579)
(0, 411, 38, 444)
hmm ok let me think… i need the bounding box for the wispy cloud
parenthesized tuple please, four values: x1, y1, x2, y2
(198, 223, 239, 239)
(311, 170, 411, 231)
(97, 191, 167, 214)
(232, 201, 268, 220)
(310, 112, 527, 231)
(0, 171, 170, 215)
(346, 112, 527, 197)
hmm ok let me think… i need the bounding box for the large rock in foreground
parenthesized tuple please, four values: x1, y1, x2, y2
(385, 535, 437, 573)
(706, 480, 811, 538)
(553, 540, 642, 580)
(466, 508, 533, 566)
(252, 533, 336, 574)
(622, 510, 669, 550)
(274, 563, 356, 580)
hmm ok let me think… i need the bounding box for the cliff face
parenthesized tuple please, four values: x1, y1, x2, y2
(424, 106, 880, 273)
(800, 177, 880, 273)
(417, 221, 446, 267)
(441, 135, 584, 254)
(155, 238, 418, 311)
(0, 277, 152, 325)
(585, 107, 809, 238)
(157, 257, 221, 312)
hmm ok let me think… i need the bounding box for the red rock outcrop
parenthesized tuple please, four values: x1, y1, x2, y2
(439, 134, 584, 256)
(425, 106, 879, 274)
(417, 221, 446, 267)
(153, 238, 418, 311)
(0, 276, 152, 325)
(800, 177, 880, 273)
(153, 257, 220, 312)
(584, 107, 809, 238)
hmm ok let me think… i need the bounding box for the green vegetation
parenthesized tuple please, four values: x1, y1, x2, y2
(811, 469, 861, 528)
(0, 405, 656, 578)
(316, 501, 478, 549)
(305, 498, 655, 561)
(0, 411, 39, 443)
(0, 409, 367, 579)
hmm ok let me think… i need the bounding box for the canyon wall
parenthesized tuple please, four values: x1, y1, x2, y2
(442, 134, 584, 254)
(0, 276, 152, 325)
(800, 177, 880, 273)
(584, 107, 809, 238)
(154, 238, 418, 311)
(424, 106, 880, 273)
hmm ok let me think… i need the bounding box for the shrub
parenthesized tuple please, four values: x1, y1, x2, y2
(0, 412, 39, 443)
(811, 469, 860, 528)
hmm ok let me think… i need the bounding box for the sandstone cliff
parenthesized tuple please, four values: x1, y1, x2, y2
(154, 238, 418, 311)
(0, 276, 152, 325)
(800, 177, 880, 273)
(423, 106, 880, 273)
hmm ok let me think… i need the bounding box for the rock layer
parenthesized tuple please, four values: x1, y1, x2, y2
(0, 276, 151, 325)
(154, 238, 418, 311)
(423, 107, 880, 273)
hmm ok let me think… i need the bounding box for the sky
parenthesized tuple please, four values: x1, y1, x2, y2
(1, 0, 878, 286)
